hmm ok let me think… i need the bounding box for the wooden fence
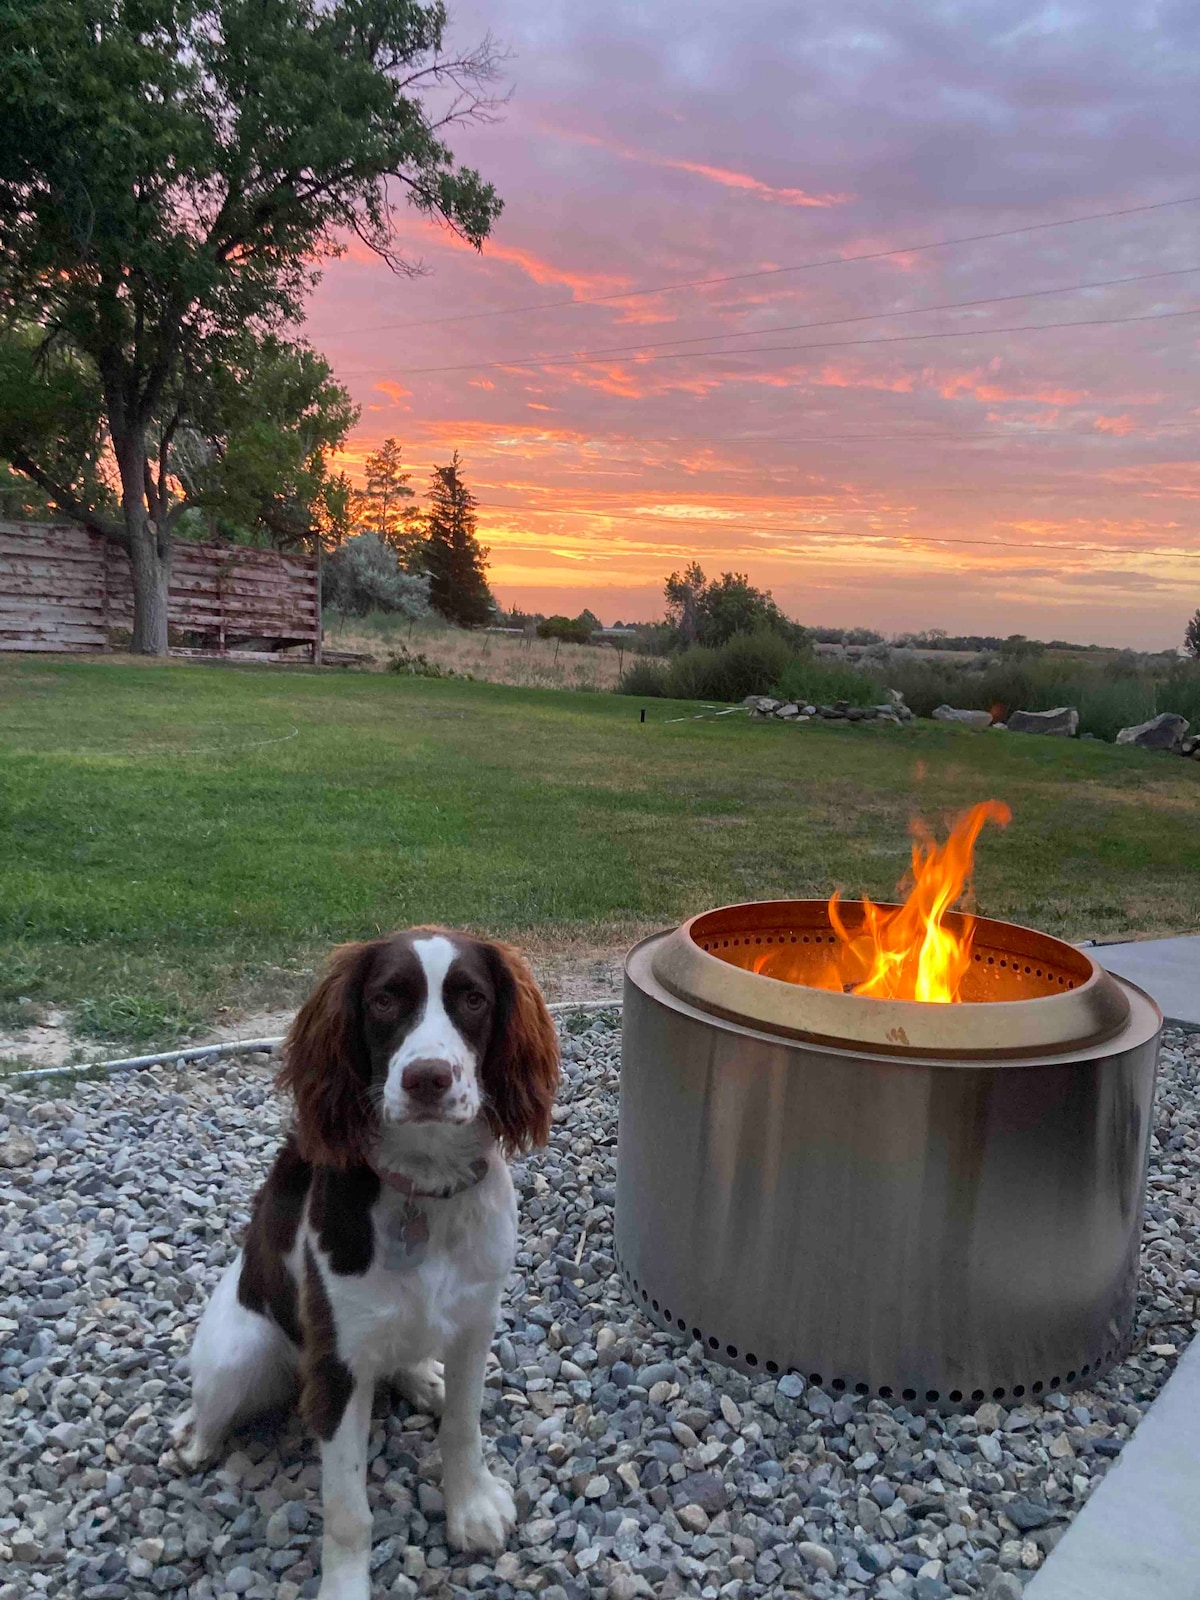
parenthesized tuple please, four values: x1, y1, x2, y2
(0, 521, 321, 657)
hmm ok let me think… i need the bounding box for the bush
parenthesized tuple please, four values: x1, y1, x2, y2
(323, 534, 431, 618)
(537, 615, 594, 644)
(386, 645, 468, 680)
(618, 628, 798, 701)
(619, 659, 671, 696)
(772, 659, 878, 707)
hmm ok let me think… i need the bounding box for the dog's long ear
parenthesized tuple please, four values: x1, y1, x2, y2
(481, 942, 560, 1155)
(276, 941, 377, 1170)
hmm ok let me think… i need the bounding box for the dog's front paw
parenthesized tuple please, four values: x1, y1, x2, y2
(445, 1468, 516, 1554)
(169, 1406, 211, 1473)
(393, 1356, 445, 1415)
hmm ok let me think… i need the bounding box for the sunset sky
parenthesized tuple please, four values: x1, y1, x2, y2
(303, 0, 1200, 649)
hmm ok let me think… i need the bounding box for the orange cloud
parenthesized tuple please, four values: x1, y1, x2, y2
(1094, 414, 1136, 435)
(557, 124, 849, 209)
(373, 379, 411, 404)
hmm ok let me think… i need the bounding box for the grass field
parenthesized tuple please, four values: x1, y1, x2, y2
(324, 611, 638, 690)
(1, 654, 1197, 1051)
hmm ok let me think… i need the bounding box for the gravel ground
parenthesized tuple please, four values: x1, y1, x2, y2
(0, 1017, 1196, 1600)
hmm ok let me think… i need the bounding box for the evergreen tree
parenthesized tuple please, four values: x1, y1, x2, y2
(423, 453, 493, 625)
(1186, 609, 1200, 659)
(357, 438, 421, 561)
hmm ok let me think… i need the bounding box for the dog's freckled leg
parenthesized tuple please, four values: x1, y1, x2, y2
(442, 1309, 516, 1554)
(316, 1381, 372, 1600)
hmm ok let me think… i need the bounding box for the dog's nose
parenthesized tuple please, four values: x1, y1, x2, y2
(400, 1059, 454, 1106)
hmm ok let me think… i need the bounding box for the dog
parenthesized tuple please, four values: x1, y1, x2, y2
(171, 929, 560, 1599)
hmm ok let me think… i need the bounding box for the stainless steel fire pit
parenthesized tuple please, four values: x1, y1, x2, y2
(615, 900, 1162, 1407)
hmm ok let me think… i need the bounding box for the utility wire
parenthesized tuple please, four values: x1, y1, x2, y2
(452, 421, 1199, 449)
(323, 192, 1200, 336)
(367, 304, 1200, 380)
(355, 265, 1200, 376)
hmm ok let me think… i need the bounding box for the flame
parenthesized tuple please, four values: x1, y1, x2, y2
(827, 800, 1012, 1003)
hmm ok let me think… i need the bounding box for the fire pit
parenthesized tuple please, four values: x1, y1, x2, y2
(615, 814, 1162, 1407)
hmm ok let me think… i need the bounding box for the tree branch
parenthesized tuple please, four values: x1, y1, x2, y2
(7, 448, 127, 545)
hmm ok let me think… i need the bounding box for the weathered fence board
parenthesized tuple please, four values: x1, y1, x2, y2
(0, 521, 321, 657)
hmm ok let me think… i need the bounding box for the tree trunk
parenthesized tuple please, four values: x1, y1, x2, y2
(115, 433, 172, 655)
(127, 528, 172, 654)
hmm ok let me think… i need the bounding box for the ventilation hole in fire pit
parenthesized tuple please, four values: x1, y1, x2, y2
(726, 1345, 738, 1359)
(1081, 1364, 1091, 1377)
(1066, 1370, 1077, 1383)
(640, 1290, 648, 1303)
(677, 1318, 687, 1332)
(1032, 1381, 1044, 1394)
(651, 1299, 659, 1312)
(879, 1386, 893, 1399)
(971, 1389, 985, 1402)
(810, 1373, 824, 1386)
(1013, 1386, 1026, 1398)
(1049, 1376, 1061, 1389)
(831, 1378, 845, 1391)
(992, 1387, 1006, 1401)
(855, 1382, 869, 1396)
(950, 1390, 963, 1403)
(766, 1361, 779, 1375)
(745, 1353, 759, 1367)
(926, 1390, 940, 1403)
(708, 1336, 719, 1350)
(692, 1328, 701, 1342)
(902, 1388, 916, 1401)
(662, 1306, 671, 1320)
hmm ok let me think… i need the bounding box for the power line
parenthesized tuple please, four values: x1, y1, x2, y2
(323, 192, 1200, 337)
(369, 305, 1200, 379)
(471, 496, 1196, 561)
(353, 265, 1200, 377)
(454, 420, 1199, 449)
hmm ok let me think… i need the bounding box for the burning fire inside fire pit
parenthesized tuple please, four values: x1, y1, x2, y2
(615, 808, 1164, 1406)
(762, 798, 1013, 1002)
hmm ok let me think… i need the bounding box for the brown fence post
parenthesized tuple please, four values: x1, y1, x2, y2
(312, 537, 323, 666)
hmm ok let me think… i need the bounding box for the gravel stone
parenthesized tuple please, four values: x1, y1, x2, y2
(0, 1018, 1195, 1600)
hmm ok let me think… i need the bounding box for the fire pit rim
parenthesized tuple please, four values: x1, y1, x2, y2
(651, 897, 1135, 1059)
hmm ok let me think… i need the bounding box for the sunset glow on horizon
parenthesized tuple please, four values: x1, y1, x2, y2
(303, 0, 1200, 648)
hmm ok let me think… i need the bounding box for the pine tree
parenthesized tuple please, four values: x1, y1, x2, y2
(423, 453, 493, 625)
(1186, 608, 1200, 658)
(356, 438, 421, 562)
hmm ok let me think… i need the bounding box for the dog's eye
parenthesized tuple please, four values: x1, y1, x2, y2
(368, 993, 400, 1018)
(462, 990, 488, 1012)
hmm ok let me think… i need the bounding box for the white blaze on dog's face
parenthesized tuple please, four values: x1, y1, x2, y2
(362, 933, 499, 1126)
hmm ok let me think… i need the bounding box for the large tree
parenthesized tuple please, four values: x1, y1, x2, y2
(664, 563, 802, 648)
(1186, 609, 1200, 659)
(0, 0, 503, 652)
(423, 452, 492, 625)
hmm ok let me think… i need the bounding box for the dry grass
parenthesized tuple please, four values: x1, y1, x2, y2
(324, 612, 650, 691)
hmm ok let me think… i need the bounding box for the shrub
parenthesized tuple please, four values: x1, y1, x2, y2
(323, 534, 431, 618)
(386, 645, 468, 680)
(772, 659, 878, 708)
(618, 628, 797, 701)
(619, 659, 671, 696)
(537, 615, 594, 644)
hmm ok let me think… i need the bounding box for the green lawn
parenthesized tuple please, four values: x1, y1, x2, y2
(1, 655, 1197, 1048)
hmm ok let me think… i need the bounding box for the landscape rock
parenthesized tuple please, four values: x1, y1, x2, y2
(773, 702, 800, 720)
(1115, 712, 1189, 751)
(742, 695, 779, 714)
(1006, 705, 1079, 736)
(932, 704, 993, 726)
(0, 1018, 1195, 1600)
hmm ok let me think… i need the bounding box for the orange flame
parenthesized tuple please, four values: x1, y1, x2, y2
(828, 800, 1012, 1003)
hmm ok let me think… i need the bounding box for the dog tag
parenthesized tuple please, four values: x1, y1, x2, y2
(381, 1201, 430, 1269)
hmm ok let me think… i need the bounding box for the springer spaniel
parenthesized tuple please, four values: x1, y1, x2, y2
(171, 929, 560, 1599)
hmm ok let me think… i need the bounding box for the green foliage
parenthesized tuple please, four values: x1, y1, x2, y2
(537, 615, 595, 644)
(354, 437, 422, 560)
(619, 628, 798, 702)
(323, 534, 431, 617)
(772, 660, 878, 707)
(0, 0, 503, 646)
(663, 563, 802, 648)
(423, 453, 493, 626)
(619, 659, 672, 696)
(385, 645, 469, 679)
(1186, 610, 1200, 659)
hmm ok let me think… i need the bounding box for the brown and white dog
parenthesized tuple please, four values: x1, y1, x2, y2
(171, 929, 560, 1600)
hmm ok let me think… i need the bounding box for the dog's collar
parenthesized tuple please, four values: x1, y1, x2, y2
(370, 1154, 490, 1200)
